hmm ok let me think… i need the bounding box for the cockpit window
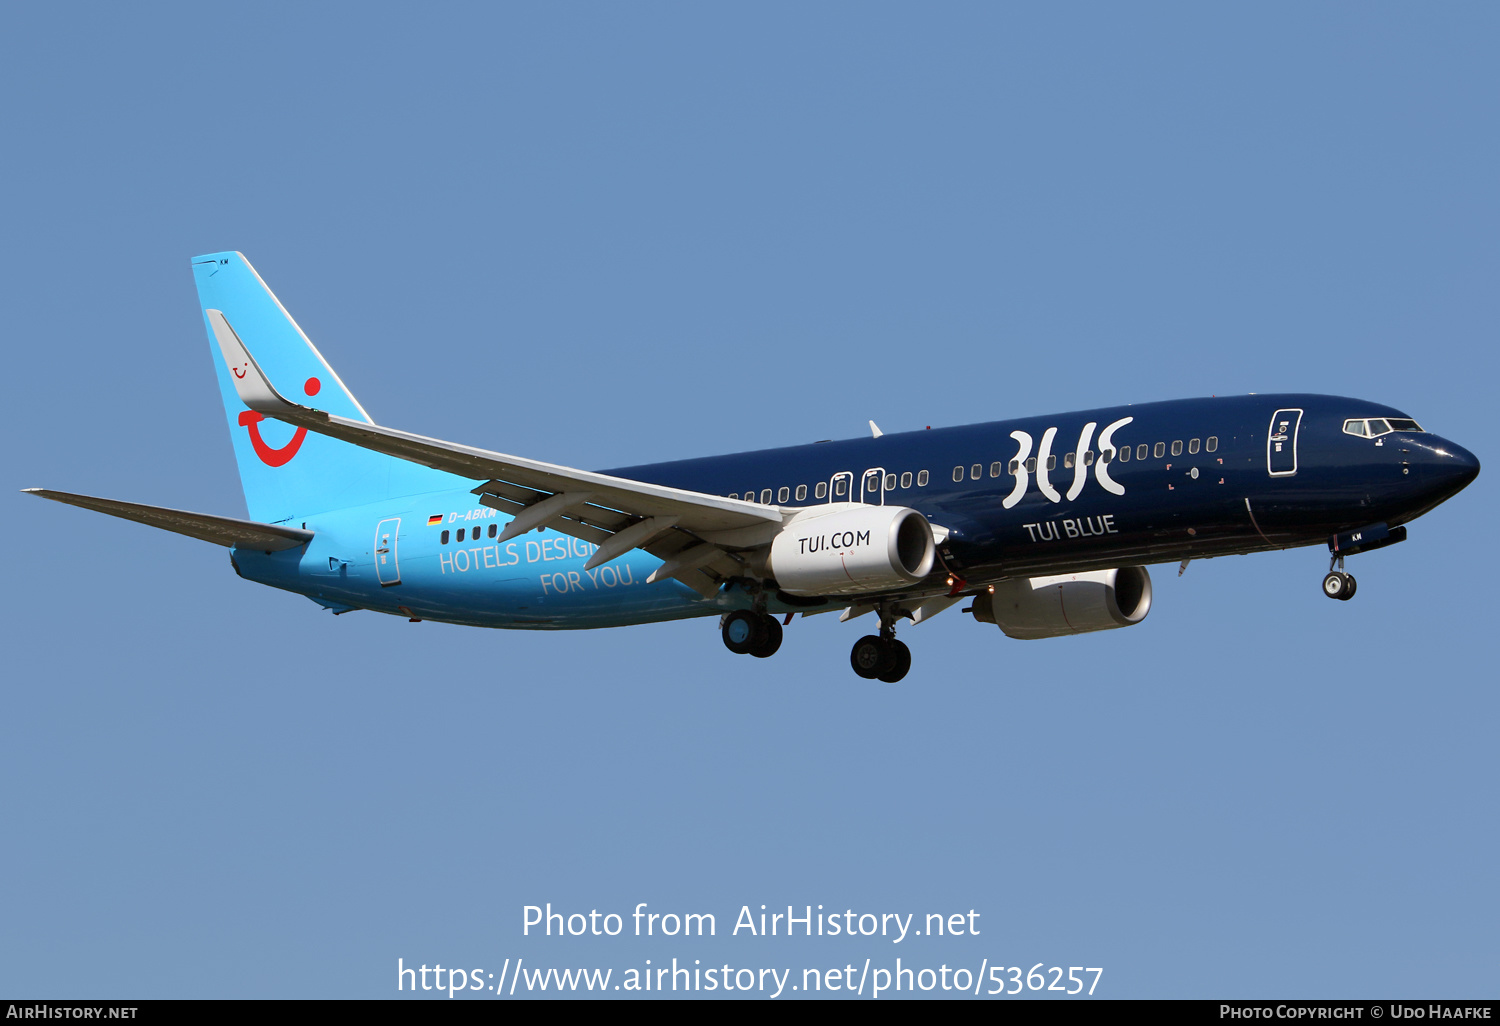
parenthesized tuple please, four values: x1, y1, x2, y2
(1344, 417, 1423, 438)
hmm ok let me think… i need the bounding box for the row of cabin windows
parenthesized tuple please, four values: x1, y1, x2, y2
(726, 469, 932, 504)
(725, 434, 1222, 503)
(951, 436, 1219, 481)
(440, 524, 499, 545)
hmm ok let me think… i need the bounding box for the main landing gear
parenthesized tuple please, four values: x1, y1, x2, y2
(720, 604, 914, 682)
(1322, 555, 1357, 602)
(721, 610, 783, 658)
(850, 619, 911, 683)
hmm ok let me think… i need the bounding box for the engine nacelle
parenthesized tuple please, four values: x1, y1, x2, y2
(973, 566, 1152, 639)
(767, 505, 936, 596)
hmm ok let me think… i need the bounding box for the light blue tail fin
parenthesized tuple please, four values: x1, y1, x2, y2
(193, 252, 449, 523)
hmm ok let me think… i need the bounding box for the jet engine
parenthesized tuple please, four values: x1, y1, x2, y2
(972, 566, 1152, 639)
(766, 505, 936, 596)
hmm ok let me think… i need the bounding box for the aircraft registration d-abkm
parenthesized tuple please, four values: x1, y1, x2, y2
(27, 253, 1480, 681)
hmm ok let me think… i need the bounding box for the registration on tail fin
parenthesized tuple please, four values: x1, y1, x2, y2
(192, 252, 450, 524)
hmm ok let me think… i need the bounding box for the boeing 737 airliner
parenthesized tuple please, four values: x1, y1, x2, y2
(26, 253, 1480, 681)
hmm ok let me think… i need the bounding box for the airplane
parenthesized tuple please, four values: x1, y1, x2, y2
(25, 252, 1480, 682)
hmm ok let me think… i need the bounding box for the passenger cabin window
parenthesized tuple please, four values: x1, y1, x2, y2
(884, 473, 896, 490)
(795, 484, 807, 501)
(1045, 455, 1057, 471)
(1026, 457, 1037, 473)
(952, 467, 964, 482)
(1137, 444, 1148, 460)
(917, 470, 929, 487)
(1154, 442, 1165, 458)
(488, 524, 497, 538)
(1009, 458, 1020, 474)
(970, 464, 982, 480)
(1064, 453, 1075, 469)
(1171, 440, 1183, 456)
(1188, 438, 1200, 454)
(440, 530, 450, 544)
(1084, 450, 1095, 465)
(990, 461, 1003, 478)
(835, 479, 848, 497)
(816, 482, 828, 498)
(778, 486, 790, 503)
(457, 528, 466, 542)
(1118, 445, 1131, 462)
(760, 489, 772, 504)
(728, 493, 738, 500)
(1206, 436, 1218, 452)
(900, 472, 912, 488)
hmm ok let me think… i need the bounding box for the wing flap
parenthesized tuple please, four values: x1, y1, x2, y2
(23, 489, 313, 551)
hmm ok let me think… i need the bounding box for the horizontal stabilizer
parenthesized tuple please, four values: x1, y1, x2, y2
(23, 489, 313, 551)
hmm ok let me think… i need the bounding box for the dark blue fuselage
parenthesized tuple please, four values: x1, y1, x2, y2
(232, 393, 1478, 628)
(608, 393, 1477, 579)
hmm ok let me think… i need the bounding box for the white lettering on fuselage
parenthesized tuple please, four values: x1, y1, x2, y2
(1022, 514, 1119, 542)
(447, 507, 498, 523)
(1003, 417, 1132, 509)
(439, 534, 599, 574)
(436, 532, 641, 595)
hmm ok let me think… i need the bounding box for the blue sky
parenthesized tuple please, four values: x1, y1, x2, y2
(3, 3, 1495, 999)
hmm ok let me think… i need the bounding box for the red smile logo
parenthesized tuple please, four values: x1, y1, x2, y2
(239, 376, 321, 467)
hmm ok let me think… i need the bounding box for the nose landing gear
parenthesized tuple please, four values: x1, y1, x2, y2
(1322, 554, 1357, 601)
(1322, 570, 1357, 600)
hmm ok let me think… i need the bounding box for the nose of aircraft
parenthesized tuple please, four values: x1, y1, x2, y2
(1424, 436, 1481, 500)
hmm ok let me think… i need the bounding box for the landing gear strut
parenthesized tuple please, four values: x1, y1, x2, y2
(721, 610, 783, 658)
(1322, 554, 1357, 601)
(850, 615, 911, 683)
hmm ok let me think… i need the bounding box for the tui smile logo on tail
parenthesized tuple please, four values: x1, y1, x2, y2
(238, 376, 321, 467)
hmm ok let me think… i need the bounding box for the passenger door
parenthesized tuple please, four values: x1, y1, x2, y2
(374, 517, 402, 587)
(1267, 409, 1303, 477)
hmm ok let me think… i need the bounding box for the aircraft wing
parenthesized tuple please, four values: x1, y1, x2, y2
(23, 488, 313, 551)
(208, 310, 783, 595)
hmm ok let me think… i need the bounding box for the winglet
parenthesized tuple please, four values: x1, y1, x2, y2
(207, 309, 300, 414)
(869, 420, 884, 439)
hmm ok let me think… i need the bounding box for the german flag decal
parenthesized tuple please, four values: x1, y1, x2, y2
(427, 514, 443, 526)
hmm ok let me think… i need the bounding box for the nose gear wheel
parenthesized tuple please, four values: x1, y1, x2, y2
(1322, 571, 1356, 601)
